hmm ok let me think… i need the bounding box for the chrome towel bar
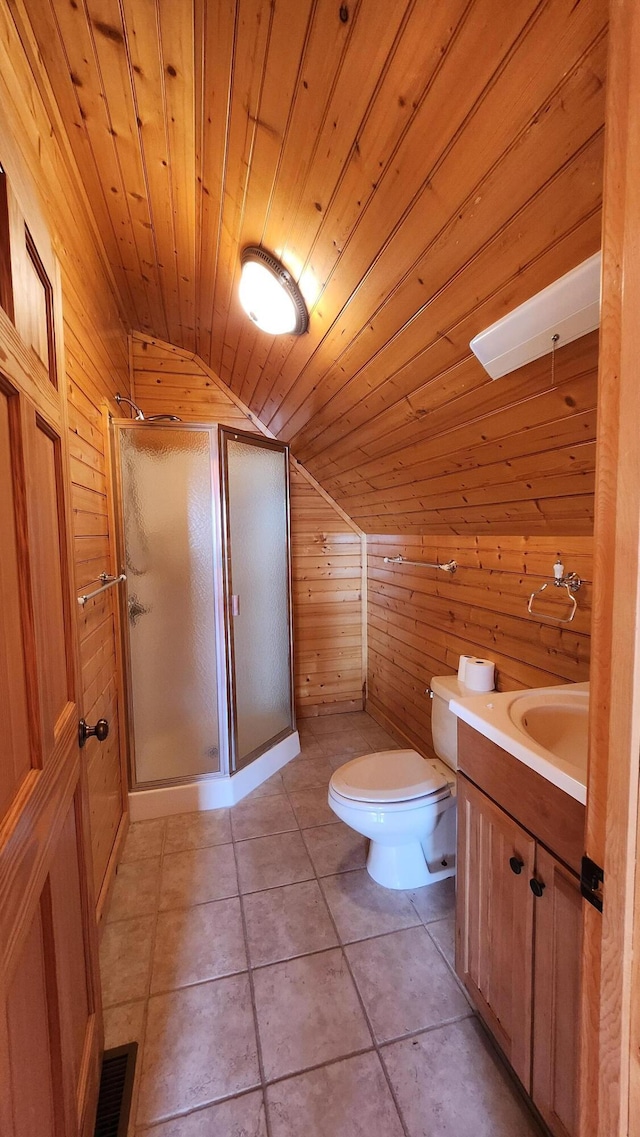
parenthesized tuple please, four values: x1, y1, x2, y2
(383, 555, 457, 574)
(77, 572, 126, 607)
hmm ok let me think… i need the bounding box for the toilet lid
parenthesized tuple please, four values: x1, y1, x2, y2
(331, 749, 450, 804)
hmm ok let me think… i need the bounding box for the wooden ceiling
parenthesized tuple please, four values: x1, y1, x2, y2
(20, 0, 607, 532)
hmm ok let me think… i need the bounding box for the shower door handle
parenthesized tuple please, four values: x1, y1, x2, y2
(231, 594, 240, 617)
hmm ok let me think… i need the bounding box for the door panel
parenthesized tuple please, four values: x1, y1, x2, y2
(26, 411, 72, 760)
(0, 385, 31, 816)
(49, 799, 92, 1103)
(456, 774, 535, 1088)
(6, 906, 57, 1137)
(0, 189, 101, 1136)
(532, 846, 582, 1137)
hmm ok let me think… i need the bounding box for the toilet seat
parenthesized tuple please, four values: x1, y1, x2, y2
(330, 749, 451, 805)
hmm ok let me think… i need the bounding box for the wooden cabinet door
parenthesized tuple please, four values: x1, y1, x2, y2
(456, 774, 536, 1088)
(0, 216, 101, 1133)
(532, 846, 582, 1137)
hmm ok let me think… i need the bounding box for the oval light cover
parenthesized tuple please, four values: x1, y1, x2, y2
(239, 248, 308, 335)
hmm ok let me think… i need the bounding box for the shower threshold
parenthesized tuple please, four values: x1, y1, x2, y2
(128, 729, 300, 821)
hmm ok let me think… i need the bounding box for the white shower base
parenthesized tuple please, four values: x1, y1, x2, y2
(128, 730, 300, 821)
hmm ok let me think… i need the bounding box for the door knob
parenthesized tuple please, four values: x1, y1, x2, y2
(529, 878, 546, 898)
(78, 718, 109, 749)
(509, 856, 524, 875)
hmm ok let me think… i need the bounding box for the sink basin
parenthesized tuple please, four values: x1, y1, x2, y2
(508, 689, 589, 775)
(449, 681, 589, 803)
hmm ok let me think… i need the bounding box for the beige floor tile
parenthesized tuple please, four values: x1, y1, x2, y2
(164, 809, 231, 853)
(306, 714, 359, 737)
(136, 975, 260, 1125)
(235, 831, 314, 894)
(253, 948, 372, 1081)
(318, 730, 372, 761)
(320, 869, 421, 943)
(302, 822, 368, 876)
(288, 786, 336, 828)
(121, 819, 166, 863)
(230, 795, 297, 841)
(242, 771, 286, 800)
(137, 1090, 268, 1136)
(159, 844, 238, 911)
(100, 915, 155, 1007)
(428, 912, 456, 968)
(267, 1051, 404, 1137)
(327, 751, 362, 771)
(382, 1018, 544, 1137)
(281, 756, 333, 792)
(107, 859, 162, 922)
(294, 738, 326, 760)
(409, 876, 456, 924)
(151, 897, 246, 992)
(346, 926, 470, 1042)
(104, 1000, 146, 1050)
(359, 725, 399, 751)
(243, 880, 338, 967)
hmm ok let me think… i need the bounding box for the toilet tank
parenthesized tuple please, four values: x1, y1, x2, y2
(429, 675, 470, 771)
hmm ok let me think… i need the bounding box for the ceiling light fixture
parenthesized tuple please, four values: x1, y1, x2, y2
(239, 246, 309, 335)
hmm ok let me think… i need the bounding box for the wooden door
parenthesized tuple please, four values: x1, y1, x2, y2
(532, 847, 582, 1137)
(456, 774, 535, 1088)
(0, 178, 101, 1134)
(579, 2, 640, 1134)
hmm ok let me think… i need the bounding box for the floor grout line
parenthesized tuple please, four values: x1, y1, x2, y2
(105, 714, 476, 1135)
(229, 836, 274, 1137)
(274, 775, 413, 1137)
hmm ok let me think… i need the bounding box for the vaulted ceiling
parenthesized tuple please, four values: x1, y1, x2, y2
(21, 0, 606, 531)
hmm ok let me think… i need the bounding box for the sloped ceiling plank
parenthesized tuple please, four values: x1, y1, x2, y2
(18, 0, 607, 533)
(194, 0, 236, 363)
(283, 37, 606, 454)
(82, 0, 169, 336)
(232, 0, 414, 408)
(121, 0, 187, 347)
(214, 0, 315, 385)
(299, 140, 603, 474)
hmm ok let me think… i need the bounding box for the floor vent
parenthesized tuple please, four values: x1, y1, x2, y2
(94, 1042, 138, 1137)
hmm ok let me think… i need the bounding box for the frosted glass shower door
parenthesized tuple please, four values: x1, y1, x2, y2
(116, 424, 225, 786)
(221, 429, 294, 769)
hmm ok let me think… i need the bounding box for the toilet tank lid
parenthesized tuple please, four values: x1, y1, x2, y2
(430, 674, 471, 702)
(331, 749, 450, 803)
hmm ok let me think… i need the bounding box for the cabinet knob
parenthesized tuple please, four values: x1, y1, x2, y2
(529, 878, 545, 898)
(509, 856, 524, 875)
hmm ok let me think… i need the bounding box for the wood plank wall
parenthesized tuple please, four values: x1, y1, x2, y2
(365, 330, 598, 755)
(132, 334, 364, 717)
(0, 4, 130, 911)
(367, 533, 593, 757)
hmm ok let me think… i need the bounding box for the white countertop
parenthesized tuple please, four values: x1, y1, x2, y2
(449, 681, 589, 805)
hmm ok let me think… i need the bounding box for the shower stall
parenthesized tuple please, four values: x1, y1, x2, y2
(112, 421, 299, 819)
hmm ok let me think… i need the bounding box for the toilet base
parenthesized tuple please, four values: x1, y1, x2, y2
(366, 839, 456, 890)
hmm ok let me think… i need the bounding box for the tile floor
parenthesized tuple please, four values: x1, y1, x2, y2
(101, 711, 544, 1136)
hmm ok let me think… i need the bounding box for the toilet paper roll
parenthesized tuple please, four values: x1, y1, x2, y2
(463, 658, 495, 693)
(457, 655, 472, 683)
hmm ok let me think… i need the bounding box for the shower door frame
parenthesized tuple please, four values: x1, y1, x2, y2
(218, 426, 296, 773)
(111, 419, 231, 791)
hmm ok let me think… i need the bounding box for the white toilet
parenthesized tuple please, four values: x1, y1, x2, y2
(328, 675, 465, 889)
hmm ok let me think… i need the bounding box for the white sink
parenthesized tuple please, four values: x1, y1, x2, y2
(449, 681, 589, 804)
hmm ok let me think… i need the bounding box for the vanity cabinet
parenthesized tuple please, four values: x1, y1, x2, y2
(456, 724, 584, 1137)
